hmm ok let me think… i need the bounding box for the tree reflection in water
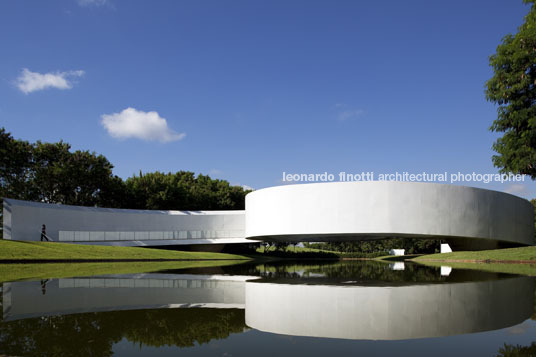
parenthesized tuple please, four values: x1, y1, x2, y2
(0, 308, 245, 356)
(497, 342, 536, 356)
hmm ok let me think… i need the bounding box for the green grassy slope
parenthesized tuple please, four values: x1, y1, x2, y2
(414, 246, 536, 262)
(0, 240, 250, 261)
(414, 260, 536, 276)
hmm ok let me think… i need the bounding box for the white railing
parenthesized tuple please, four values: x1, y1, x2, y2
(58, 230, 245, 242)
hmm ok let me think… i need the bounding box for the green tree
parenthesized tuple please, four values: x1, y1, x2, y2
(0, 128, 125, 210)
(0, 128, 33, 238)
(320, 238, 439, 254)
(124, 171, 250, 211)
(30, 141, 124, 207)
(486, 0, 536, 177)
(0, 128, 32, 200)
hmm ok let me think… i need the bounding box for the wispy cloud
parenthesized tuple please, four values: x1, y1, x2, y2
(334, 103, 364, 121)
(101, 107, 185, 143)
(15, 68, 84, 94)
(77, 0, 109, 6)
(338, 109, 364, 121)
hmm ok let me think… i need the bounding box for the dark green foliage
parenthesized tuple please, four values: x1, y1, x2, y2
(306, 238, 440, 255)
(0, 128, 33, 200)
(0, 127, 250, 214)
(124, 171, 249, 210)
(0, 128, 123, 208)
(497, 342, 536, 357)
(486, 1, 536, 177)
(30, 141, 120, 207)
(0, 128, 33, 238)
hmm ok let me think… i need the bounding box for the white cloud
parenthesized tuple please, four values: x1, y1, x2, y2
(78, 0, 109, 6)
(504, 183, 530, 197)
(15, 68, 84, 94)
(101, 107, 185, 143)
(338, 109, 364, 121)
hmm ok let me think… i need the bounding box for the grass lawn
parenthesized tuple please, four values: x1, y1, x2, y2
(414, 246, 536, 263)
(0, 239, 250, 261)
(411, 246, 536, 276)
(413, 260, 536, 276)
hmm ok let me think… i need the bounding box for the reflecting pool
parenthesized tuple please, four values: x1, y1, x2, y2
(1, 261, 536, 356)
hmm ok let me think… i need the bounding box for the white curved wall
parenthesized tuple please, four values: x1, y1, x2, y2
(245, 182, 534, 246)
(3, 198, 248, 246)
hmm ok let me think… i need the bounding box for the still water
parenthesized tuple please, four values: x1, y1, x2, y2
(1, 261, 536, 356)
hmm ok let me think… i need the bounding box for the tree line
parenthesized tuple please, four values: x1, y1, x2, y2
(0, 127, 250, 236)
(305, 238, 440, 255)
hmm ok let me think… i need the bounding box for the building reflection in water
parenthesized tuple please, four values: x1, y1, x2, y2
(0, 262, 533, 356)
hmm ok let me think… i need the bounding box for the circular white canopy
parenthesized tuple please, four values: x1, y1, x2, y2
(245, 182, 534, 247)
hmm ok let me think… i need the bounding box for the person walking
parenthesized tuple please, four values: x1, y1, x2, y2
(40, 224, 49, 242)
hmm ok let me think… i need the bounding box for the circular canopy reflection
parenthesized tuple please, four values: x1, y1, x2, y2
(245, 276, 534, 340)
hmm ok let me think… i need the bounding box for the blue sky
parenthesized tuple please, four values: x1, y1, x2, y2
(0, 0, 534, 198)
